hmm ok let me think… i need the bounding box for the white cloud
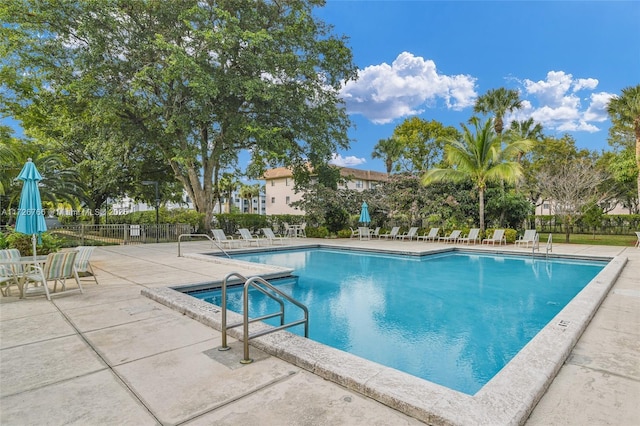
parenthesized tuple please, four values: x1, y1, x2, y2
(330, 153, 366, 167)
(515, 71, 614, 134)
(340, 52, 477, 124)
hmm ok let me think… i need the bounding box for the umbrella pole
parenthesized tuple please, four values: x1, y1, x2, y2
(32, 234, 37, 261)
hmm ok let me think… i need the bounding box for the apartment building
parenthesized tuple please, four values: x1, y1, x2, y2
(263, 166, 388, 215)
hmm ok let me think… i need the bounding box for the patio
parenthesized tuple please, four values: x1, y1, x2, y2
(1, 239, 638, 425)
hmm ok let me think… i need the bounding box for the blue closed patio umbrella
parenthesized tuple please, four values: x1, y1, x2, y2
(15, 159, 48, 259)
(359, 201, 371, 225)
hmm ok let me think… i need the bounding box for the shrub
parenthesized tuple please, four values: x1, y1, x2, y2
(336, 229, 352, 238)
(305, 226, 329, 238)
(5, 230, 62, 256)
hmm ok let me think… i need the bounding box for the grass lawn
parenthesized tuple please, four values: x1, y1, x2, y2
(539, 233, 639, 247)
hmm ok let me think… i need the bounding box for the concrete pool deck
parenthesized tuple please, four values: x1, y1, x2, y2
(0, 239, 638, 425)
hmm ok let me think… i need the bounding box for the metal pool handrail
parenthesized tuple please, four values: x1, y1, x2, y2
(217, 272, 309, 364)
(241, 276, 309, 364)
(177, 233, 230, 258)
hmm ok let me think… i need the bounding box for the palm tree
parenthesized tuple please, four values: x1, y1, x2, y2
(238, 183, 261, 214)
(371, 137, 402, 175)
(473, 88, 523, 136)
(506, 118, 544, 163)
(607, 85, 640, 203)
(218, 173, 239, 213)
(422, 118, 533, 232)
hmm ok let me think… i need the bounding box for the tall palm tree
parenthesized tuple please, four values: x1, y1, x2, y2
(473, 88, 523, 136)
(218, 173, 239, 213)
(238, 183, 260, 214)
(607, 85, 640, 203)
(422, 118, 533, 232)
(371, 137, 402, 175)
(506, 118, 544, 163)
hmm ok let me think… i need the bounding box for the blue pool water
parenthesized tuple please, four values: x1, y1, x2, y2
(190, 248, 605, 395)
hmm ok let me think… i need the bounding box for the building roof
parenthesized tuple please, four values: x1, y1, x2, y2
(263, 165, 388, 182)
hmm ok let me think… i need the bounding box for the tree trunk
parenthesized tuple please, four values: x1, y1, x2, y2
(479, 187, 485, 233)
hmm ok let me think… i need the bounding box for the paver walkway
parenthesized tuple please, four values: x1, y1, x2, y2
(1, 239, 638, 425)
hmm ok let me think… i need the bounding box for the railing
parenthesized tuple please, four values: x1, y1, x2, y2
(48, 224, 193, 246)
(545, 233, 553, 257)
(218, 273, 309, 364)
(177, 233, 230, 258)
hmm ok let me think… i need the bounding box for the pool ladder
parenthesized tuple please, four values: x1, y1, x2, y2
(532, 233, 553, 257)
(218, 272, 309, 364)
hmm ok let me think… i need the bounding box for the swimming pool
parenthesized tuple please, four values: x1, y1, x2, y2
(188, 248, 605, 395)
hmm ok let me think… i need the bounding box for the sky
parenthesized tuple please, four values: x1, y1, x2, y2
(315, 0, 640, 173)
(3, 1, 639, 177)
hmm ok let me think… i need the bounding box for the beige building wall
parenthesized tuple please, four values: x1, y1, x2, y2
(263, 166, 388, 216)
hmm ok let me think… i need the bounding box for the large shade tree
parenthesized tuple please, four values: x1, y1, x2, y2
(606, 85, 640, 204)
(1, 0, 358, 230)
(422, 118, 533, 232)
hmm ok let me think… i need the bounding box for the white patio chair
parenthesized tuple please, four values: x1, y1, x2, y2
(0, 249, 22, 296)
(358, 227, 371, 240)
(379, 226, 400, 240)
(438, 230, 461, 243)
(515, 230, 538, 248)
(482, 229, 506, 245)
(397, 227, 419, 241)
(239, 228, 263, 246)
(417, 228, 439, 242)
(211, 229, 242, 249)
(262, 228, 288, 245)
(458, 228, 481, 245)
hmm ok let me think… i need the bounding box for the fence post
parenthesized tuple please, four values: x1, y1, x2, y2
(81, 224, 85, 245)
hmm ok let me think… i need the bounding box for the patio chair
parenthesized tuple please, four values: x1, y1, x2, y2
(239, 228, 264, 247)
(379, 226, 400, 240)
(262, 228, 288, 245)
(0, 249, 22, 296)
(635, 231, 640, 248)
(482, 229, 506, 245)
(397, 227, 419, 241)
(370, 227, 381, 238)
(417, 228, 439, 242)
(211, 229, 241, 249)
(458, 228, 481, 245)
(438, 230, 461, 243)
(23, 250, 83, 300)
(350, 227, 360, 239)
(358, 227, 371, 240)
(73, 246, 99, 285)
(515, 230, 538, 248)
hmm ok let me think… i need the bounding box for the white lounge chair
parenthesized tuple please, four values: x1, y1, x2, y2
(261, 228, 288, 245)
(458, 228, 480, 245)
(438, 230, 461, 243)
(350, 227, 360, 239)
(379, 226, 400, 240)
(239, 228, 264, 246)
(211, 229, 241, 249)
(482, 229, 506, 245)
(417, 228, 439, 242)
(370, 227, 381, 238)
(73, 246, 99, 285)
(397, 227, 419, 241)
(515, 230, 538, 248)
(635, 231, 640, 248)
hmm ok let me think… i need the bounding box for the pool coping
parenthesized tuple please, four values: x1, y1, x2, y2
(142, 245, 627, 425)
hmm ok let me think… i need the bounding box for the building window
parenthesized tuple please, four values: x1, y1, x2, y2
(286, 196, 290, 205)
(543, 203, 550, 210)
(271, 180, 275, 186)
(285, 178, 290, 186)
(271, 197, 275, 204)
(355, 180, 363, 189)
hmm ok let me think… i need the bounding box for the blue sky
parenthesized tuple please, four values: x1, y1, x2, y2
(317, 0, 640, 172)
